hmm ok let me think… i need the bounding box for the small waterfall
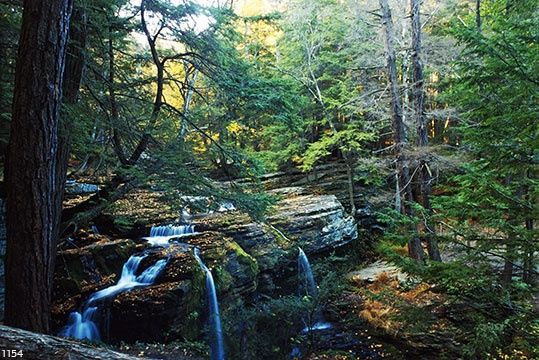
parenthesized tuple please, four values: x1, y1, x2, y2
(193, 248, 225, 360)
(59, 306, 100, 341)
(88, 255, 167, 303)
(298, 247, 318, 298)
(297, 247, 332, 333)
(144, 224, 196, 247)
(60, 254, 168, 341)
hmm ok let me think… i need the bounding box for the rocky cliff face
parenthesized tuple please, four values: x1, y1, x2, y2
(52, 180, 361, 343)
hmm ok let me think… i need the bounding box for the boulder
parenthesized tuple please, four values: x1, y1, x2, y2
(65, 181, 99, 195)
(54, 238, 137, 304)
(196, 187, 358, 272)
(53, 183, 361, 344)
(53, 232, 259, 343)
(0, 325, 147, 360)
(267, 187, 357, 254)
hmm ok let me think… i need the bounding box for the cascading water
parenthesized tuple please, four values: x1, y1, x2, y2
(88, 255, 167, 303)
(298, 247, 318, 298)
(144, 224, 196, 247)
(193, 247, 225, 360)
(60, 255, 168, 341)
(298, 247, 332, 332)
(59, 306, 100, 341)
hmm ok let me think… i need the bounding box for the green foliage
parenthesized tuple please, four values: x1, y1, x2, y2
(437, 0, 538, 282)
(301, 124, 374, 171)
(221, 254, 348, 359)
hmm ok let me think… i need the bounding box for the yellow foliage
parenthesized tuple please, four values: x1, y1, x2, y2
(226, 121, 243, 135)
(359, 299, 396, 330)
(393, 245, 409, 257)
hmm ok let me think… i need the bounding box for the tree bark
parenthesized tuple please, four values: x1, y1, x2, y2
(5, 0, 73, 332)
(379, 0, 423, 261)
(107, 27, 129, 165)
(125, 0, 165, 165)
(411, 0, 441, 261)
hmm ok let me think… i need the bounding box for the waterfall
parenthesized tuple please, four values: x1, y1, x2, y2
(193, 248, 225, 360)
(60, 255, 168, 341)
(88, 255, 167, 303)
(144, 224, 196, 247)
(59, 306, 100, 341)
(298, 247, 318, 298)
(297, 247, 332, 333)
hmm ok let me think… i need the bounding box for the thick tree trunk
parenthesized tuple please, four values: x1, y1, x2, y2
(5, 0, 73, 332)
(411, 0, 441, 261)
(379, 0, 423, 261)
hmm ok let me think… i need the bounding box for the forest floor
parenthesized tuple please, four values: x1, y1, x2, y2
(113, 342, 206, 359)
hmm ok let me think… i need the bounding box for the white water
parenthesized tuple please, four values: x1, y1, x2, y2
(298, 247, 319, 297)
(88, 255, 167, 303)
(298, 247, 333, 333)
(194, 248, 225, 360)
(59, 306, 100, 341)
(60, 254, 168, 341)
(143, 224, 196, 247)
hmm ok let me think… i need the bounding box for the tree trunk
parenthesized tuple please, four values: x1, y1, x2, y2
(379, 0, 423, 261)
(4, 0, 73, 333)
(126, 0, 165, 165)
(522, 220, 533, 284)
(411, 0, 441, 261)
(108, 27, 129, 165)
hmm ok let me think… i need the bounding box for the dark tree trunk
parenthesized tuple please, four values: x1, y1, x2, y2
(379, 0, 423, 261)
(411, 0, 441, 261)
(522, 219, 534, 284)
(108, 27, 129, 165)
(4, 0, 73, 333)
(63, 6, 87, 105)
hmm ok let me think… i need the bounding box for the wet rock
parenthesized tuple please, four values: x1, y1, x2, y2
(52, 238, 137, 327)
(65, 180, 99, 195)
(295, 325, 382, 360)
(196, 187, 357, 272)
(267, 187, 357, 254)
(54, 179, 366, 344)
(54, 232, 259, 343)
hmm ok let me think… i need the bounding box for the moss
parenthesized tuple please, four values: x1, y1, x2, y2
(174, 267, 206, 341)
(57, 252, 91, 290)
(214, 265, 234, 293)
(263, 223, 293, 249)
(113, 216, 136, 233)
(227, 241, 259, 278)
(89, 240, 136, 276)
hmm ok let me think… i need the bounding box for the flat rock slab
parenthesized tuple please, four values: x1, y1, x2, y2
(0, 325, 148, 359)
(348, 260, 407, 283)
